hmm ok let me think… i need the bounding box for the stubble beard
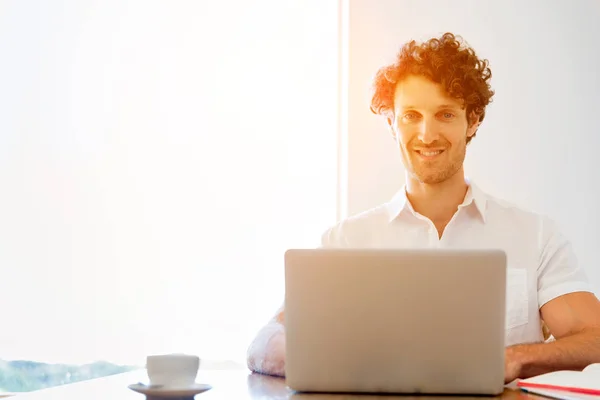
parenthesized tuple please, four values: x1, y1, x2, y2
(405, 140, 467, 185)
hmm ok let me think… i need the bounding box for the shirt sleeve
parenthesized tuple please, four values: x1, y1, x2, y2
(320, 225, 339, 248)
(537, 216, 593, 308)
(320, 220, 351, 248)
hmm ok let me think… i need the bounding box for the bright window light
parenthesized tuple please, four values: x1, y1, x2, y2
(0, 0, 339, 373)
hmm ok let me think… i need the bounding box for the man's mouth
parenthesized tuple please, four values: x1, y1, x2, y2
(415, 149, 445, 159)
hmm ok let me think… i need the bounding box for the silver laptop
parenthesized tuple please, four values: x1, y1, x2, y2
(284, 248, 507, 395)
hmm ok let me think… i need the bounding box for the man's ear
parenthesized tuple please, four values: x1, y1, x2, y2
(387, 117, 397, 140)
(467, 122, 480, 138)
(467, 112, 481, 138)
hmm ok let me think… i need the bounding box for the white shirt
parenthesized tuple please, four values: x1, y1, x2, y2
(320, 180, 592, 346)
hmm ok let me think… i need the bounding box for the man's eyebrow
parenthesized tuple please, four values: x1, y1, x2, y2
(399, 104, 460, 110)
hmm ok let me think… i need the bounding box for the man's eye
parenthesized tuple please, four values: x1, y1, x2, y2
(403, 112, 418, 120)
(442, 112, 455, 119)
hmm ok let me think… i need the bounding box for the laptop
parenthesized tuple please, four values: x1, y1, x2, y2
(284, 248, 507, 395)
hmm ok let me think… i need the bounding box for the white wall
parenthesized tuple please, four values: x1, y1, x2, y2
(343, 0, 600, 291)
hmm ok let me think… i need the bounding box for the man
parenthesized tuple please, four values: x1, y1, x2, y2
(246, 32, 600, 383)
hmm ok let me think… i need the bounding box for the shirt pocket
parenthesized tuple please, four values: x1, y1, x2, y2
(505, 268, 529, 330)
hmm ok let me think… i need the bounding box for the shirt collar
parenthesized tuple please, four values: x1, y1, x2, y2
(386, 178, 488, 223)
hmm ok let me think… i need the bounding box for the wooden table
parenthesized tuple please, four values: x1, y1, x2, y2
(9, 368, 548, 400)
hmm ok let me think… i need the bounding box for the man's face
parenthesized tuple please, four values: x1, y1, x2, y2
(390, 75, 478, 185)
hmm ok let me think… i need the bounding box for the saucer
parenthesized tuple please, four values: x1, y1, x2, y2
(128, 382, 212, 398)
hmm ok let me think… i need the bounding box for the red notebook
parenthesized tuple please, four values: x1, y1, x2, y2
(517, 364, 600, 397)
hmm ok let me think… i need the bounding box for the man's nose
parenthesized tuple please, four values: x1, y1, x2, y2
(417, 118, 440, 144)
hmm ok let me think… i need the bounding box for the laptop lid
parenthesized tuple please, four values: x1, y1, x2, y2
(284, 248, 507, 395)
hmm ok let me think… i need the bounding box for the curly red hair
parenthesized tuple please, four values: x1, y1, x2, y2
(370, 32, 495, 143)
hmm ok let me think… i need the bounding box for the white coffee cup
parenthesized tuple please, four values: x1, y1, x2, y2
(146, 354, 200, 388)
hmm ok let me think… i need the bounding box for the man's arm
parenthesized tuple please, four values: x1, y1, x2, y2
(506, 291, 600, 381)
(246, 305, 286, 377)
(504, 216, 600, 382)
(245, 224, 339, 376)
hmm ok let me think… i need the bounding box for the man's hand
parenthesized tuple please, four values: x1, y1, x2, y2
(504, 345, 523, 383)
(247, 326, 286, 376)
(257, 329, 286, 376)
(247, 314, 286, 377)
